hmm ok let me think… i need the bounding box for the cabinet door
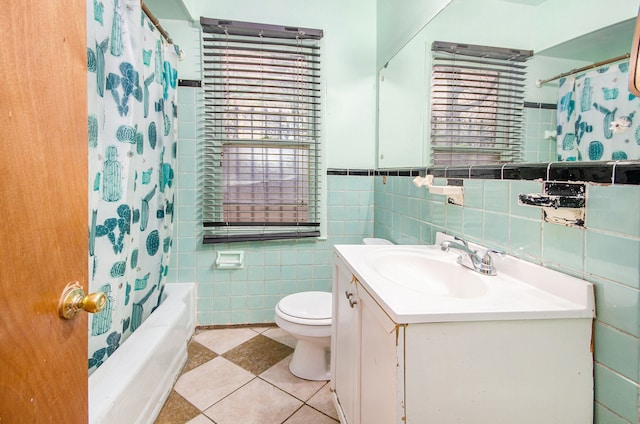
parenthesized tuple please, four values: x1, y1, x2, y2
(331, 257, 360, 424)
(359, 285, 403, 424)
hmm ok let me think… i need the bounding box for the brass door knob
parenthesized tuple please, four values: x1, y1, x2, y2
(58, 282, 107, 320)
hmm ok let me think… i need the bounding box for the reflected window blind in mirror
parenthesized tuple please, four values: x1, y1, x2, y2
(200, 17, 323, 244)
(430, 41, 533, 166)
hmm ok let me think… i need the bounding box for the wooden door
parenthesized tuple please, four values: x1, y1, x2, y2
(0, 1, 88, 422)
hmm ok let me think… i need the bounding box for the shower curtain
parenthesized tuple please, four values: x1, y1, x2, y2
(87, 0, 179, 373)
(556, 62, 640, 161)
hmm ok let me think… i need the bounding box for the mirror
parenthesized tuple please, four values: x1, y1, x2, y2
(377, 0, 639, 168)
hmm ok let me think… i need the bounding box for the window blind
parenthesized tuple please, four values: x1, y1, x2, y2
(200, 18, 323, 244)
(430, 41, 533, 166)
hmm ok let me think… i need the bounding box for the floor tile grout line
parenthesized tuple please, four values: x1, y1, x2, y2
(255, 375, 328, 403)
(299, 400, 340, 423)
(257, 377, 338, 423)
(197, 374, 261, 415)
(279, 403, 306, 424)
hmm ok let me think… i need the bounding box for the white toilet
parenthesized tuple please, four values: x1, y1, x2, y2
(274, 237, 393, 381)
(275, 291, 332, 380)
(362, 237, 394, 246)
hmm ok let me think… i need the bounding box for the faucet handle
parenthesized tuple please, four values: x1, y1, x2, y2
(453, 235, 469, 247)
(482, 249, 505, 265)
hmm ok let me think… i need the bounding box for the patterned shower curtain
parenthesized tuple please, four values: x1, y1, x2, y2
(556, 62, 640, 161)
(87, 0, 178, 373)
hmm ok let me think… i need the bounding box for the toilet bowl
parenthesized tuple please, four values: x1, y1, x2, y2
(275, 291, 332, 380)
(274, 237, 393, 381)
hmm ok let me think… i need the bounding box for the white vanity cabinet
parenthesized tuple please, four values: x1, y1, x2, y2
(358, 279, 403, 424)
(330, 258, 361, 424)
(331, 253, 403, 424)
(331, 246, 594, 424)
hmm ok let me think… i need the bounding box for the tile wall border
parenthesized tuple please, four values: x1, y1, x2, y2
(328, 162, 639, 185)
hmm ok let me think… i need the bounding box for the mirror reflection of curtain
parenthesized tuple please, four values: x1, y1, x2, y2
(557, 63, 640, 161)
(87, 0, 179, 374)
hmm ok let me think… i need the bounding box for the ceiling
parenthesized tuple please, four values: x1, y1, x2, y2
(143, 0, 552, 22)
(143, 0, 192, 21)
(499, 0, 548, 5)
(537, 18, 636, 62)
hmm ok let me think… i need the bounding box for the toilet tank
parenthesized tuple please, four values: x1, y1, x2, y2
(362, 238, 393, 245)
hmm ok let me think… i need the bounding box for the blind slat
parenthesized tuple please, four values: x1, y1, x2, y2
(200, 136, 321, 145)
(203, 75, 319, 85)
(204, 88, 321, 97)
(433, 64, 527, 77)
(433, 55, 528, 70)
(202, 36, 321, 50)
(203, 58, 321, 70)
(203, 109, 322, 118)
(432, 109, 524, 117)
(204, 83, 321, 93)
(431, 87, 525, 97)
(202, 62, 321, 73)
(202, 70, 320, 83)
(202, 44, 321, 56)
(203, 96, 321, 107)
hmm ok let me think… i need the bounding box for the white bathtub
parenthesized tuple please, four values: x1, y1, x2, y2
(89, 283, 196, 424)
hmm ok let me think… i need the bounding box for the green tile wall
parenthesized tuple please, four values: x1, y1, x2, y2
(374, 174, 640, 423)
(523, 106, 557, 162)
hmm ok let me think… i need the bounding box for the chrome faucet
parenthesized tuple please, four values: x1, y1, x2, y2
(440, 236, 504, 276)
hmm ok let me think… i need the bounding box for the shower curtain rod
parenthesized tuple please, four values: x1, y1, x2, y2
(535, 53, 630, 88)
(141, 1, 174, 44)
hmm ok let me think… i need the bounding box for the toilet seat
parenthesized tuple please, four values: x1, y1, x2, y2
(276, 291, 332, 326)
(274, 291, 332, 380)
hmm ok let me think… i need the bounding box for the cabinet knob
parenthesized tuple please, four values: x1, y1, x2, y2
(349, 298, 358, 308)
(345, 290, 353, 299)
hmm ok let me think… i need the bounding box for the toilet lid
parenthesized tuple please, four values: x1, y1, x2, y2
(278, 291, 332, 320)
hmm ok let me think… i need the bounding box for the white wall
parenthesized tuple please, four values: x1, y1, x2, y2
(376, 0, 452, 70)
(166, 0, 379, 169)
(159, 20, 201, 81)
(532, 0, 638, 53)
(377, 35, 429, 168)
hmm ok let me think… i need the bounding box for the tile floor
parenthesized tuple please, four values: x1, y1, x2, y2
(154, 326, 339, 424)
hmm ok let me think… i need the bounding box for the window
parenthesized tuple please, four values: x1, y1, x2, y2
(200, 18, 323, 243)
(430, 41, 532, 166)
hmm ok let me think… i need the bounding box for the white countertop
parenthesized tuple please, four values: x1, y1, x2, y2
(334, 242, 595, 324)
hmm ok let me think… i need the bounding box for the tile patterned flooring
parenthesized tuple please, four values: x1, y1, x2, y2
(154, 326, 339, 424)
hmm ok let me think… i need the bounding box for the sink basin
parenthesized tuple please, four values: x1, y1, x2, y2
(366, 248, 487, 298)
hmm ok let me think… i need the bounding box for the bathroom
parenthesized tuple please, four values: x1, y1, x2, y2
(0, 0, 638, 422)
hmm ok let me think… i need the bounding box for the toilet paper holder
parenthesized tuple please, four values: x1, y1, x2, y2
(215, 251, 244, 269)
(518, 182, 585, 227)
(413, 175, 464, 206)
